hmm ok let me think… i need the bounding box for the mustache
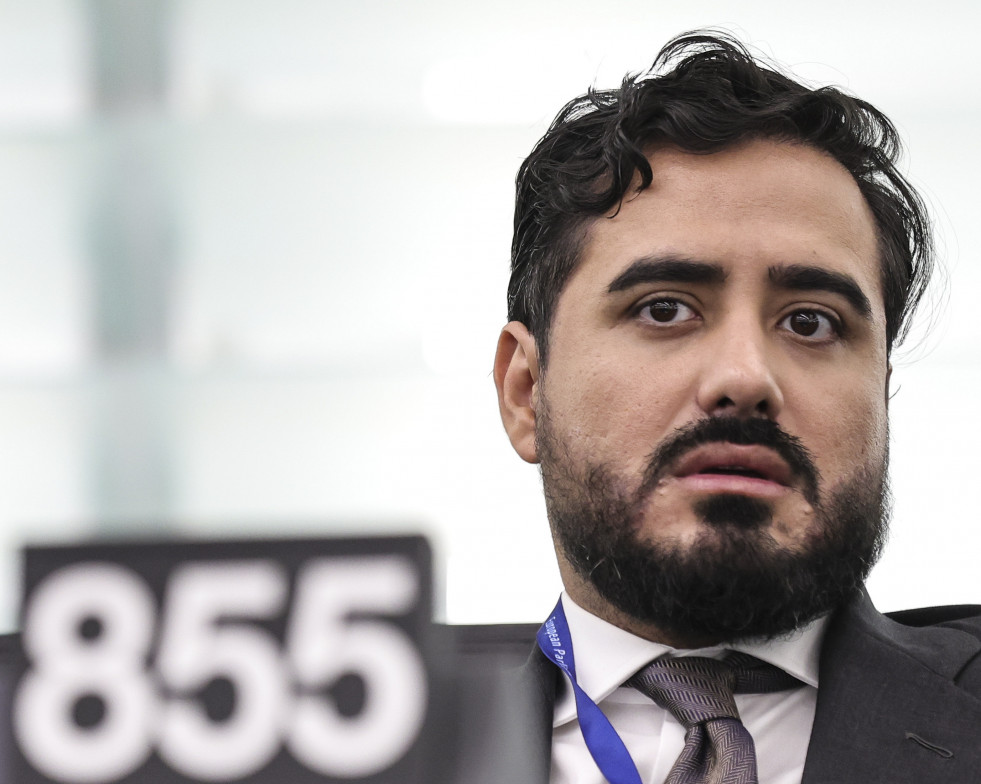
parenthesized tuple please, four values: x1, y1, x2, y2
(641, 417, 821, 503)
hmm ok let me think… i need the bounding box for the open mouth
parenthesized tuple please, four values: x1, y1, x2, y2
(698, 466, 769, 480)
(672, 444, 793, 488)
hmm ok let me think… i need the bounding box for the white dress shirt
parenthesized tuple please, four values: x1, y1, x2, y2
(550, 593, 827, 784)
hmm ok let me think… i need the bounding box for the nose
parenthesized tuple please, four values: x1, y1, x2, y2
(695, 324, 784, 419)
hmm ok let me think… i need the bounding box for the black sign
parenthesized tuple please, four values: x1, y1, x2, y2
(10, 536, 434, 784)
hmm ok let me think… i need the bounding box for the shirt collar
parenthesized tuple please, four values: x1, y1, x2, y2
(552, 592, 827, 726)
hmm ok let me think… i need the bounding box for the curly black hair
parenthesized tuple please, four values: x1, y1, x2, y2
(508, 31, 933, 363)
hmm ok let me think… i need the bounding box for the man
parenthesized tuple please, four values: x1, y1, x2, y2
(485, 31, 981, 784)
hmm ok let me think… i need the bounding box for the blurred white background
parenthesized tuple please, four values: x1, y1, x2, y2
(0, 0, 977, 631)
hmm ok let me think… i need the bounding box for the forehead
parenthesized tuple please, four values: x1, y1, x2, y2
(565, 139, 883, 306)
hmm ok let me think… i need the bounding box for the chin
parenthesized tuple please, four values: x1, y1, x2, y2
(553, 474, 888, 642)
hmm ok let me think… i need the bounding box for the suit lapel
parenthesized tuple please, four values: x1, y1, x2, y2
(802, 592, 981, 784)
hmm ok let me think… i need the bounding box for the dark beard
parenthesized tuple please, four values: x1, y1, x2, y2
(538, 413, 889, 642)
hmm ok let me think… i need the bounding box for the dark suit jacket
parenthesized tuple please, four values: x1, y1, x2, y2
(0, 595, 977, 783)
(445, 591, 981, 784)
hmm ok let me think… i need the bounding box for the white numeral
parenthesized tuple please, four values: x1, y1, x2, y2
(286, 557, 427, 777)
(156, 560, 289, 781)
(13, 563, 156, 783)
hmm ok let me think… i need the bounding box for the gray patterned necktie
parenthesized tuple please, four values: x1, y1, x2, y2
(627, 652, 802, 784)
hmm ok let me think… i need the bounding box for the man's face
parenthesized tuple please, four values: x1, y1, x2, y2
(496, 138, 891, 644)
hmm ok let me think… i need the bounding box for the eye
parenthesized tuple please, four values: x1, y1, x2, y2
(637, 298, 698, 325)
(780, 309, 840, 340)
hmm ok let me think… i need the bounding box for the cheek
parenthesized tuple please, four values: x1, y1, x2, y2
(542, 360, 686, 461)
(806, 384, 888, 483)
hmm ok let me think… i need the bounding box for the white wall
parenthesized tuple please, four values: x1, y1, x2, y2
(0, 0, 977, 629)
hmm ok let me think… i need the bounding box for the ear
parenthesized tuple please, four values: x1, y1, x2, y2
(493, 321, 540, 463)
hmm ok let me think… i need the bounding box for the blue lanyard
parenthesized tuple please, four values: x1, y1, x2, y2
(536, 599, 643, 784)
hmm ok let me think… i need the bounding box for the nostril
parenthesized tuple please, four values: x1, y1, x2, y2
(711, 394, 773, 418)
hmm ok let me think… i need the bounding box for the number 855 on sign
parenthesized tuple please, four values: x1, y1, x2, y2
(11, 538, 433, 784)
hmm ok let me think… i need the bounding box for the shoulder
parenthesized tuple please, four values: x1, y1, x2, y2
(884, 603, 981, 692)
(829, 594, 981, 695)
(433, 624, 552, 784)
(434, 621, 558, 714)
(880, 601, 981, 656)
(885, 603, 981, 632)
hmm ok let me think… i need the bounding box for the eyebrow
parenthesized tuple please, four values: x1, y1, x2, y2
(606, 256, 727, 293)
(607, 256, 873, 319)
(767, 264, 872, 318)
